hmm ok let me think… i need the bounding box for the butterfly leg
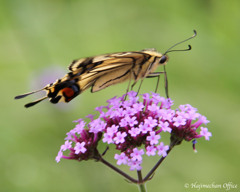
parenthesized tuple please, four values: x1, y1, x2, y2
(130, 81, 137, 91)
(124, 71, 133, 100)
(163, 65, 169, 98)
(146, 72, 162, 92)
(136, 79, 144, 96)
(147, 69, 169, 98)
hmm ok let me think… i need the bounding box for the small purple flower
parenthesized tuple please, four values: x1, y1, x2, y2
(146, 146, 157, 156)
(95, 106, 105, 113)
(160, 109, 175, 122)
(64, 130, 76, 140)
(56, 151, 63, 163)
(115, 107, 125, 117)
(74, 142, 87, 154)
(132, 103, 145, 112)
(114, 153, 128, 165)
(85, 114, 95, 121)
(192, 115, 210, 128)
(125, 116, 138, 127)
(142, 93, 150, 105)
(162, 98, 174, 109)
(158, 121, 171, 133)
(127, 90, 138, 98)
(89, 118, 106, 133)
(61, 140, 72, 151)
(107, 124, 119, 134)
(179, 104, 196, 112)
(187, 110, 200, 120)
(73, 121, 85, 134)
(146, 131, 161, 145)
(151, 92, 165, 104)
(128, 160, 142, 171)
(173, 115, 186, 127)
(139, 123, 151, 134)
(107, 96, 121, 107)
(148, 103, 160, 112)
(200, 127, 212, 140)
(129, 127, 141, 137)
(124, 106, 137, 116)
(103, 132, 114, 144)
(119, 118, 128, 127)
(144, 116, 158, 129)
(156, 142, 169, 157)
(130, 148, 144, 161)
(114, 132, 127, 144)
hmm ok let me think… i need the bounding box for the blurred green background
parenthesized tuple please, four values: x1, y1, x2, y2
(1, 0, 239, 191)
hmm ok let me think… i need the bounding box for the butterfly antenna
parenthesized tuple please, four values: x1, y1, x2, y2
(24, 96, 48, 108)
(164, 30, 197, 55)
(14, 88, 45, 99)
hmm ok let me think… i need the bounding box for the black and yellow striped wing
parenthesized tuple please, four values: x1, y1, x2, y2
(70, 51, 157, 92)
(14, 49, 166, 107)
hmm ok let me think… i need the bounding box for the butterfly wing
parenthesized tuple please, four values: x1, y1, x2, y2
(15, 50, 161, 107)
(68, 52, 150, 72)
(70, 52, 154, 93)
(81, 64, 133, 93)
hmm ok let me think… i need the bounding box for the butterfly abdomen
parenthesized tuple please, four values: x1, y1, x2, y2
(47, 79, 81, 103)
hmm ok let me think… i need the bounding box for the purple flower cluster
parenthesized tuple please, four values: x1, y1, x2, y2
(56, 91, 211, 171)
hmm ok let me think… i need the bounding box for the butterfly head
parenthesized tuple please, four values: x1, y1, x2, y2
(159, 54, 168, 65)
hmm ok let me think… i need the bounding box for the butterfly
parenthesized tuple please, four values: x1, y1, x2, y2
(15, 30, 196, 108)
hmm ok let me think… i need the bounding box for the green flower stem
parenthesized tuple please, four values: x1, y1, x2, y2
(138, 183, 147, 192)
(137, 170, 147, 192)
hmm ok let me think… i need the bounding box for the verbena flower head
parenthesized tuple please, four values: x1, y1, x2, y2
(56, 91, 211, 170)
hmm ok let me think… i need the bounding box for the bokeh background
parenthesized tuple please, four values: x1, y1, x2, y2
(1, 0, 239, 191)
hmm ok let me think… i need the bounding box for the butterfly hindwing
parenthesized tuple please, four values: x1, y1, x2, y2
(91, 65, 133, 92)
